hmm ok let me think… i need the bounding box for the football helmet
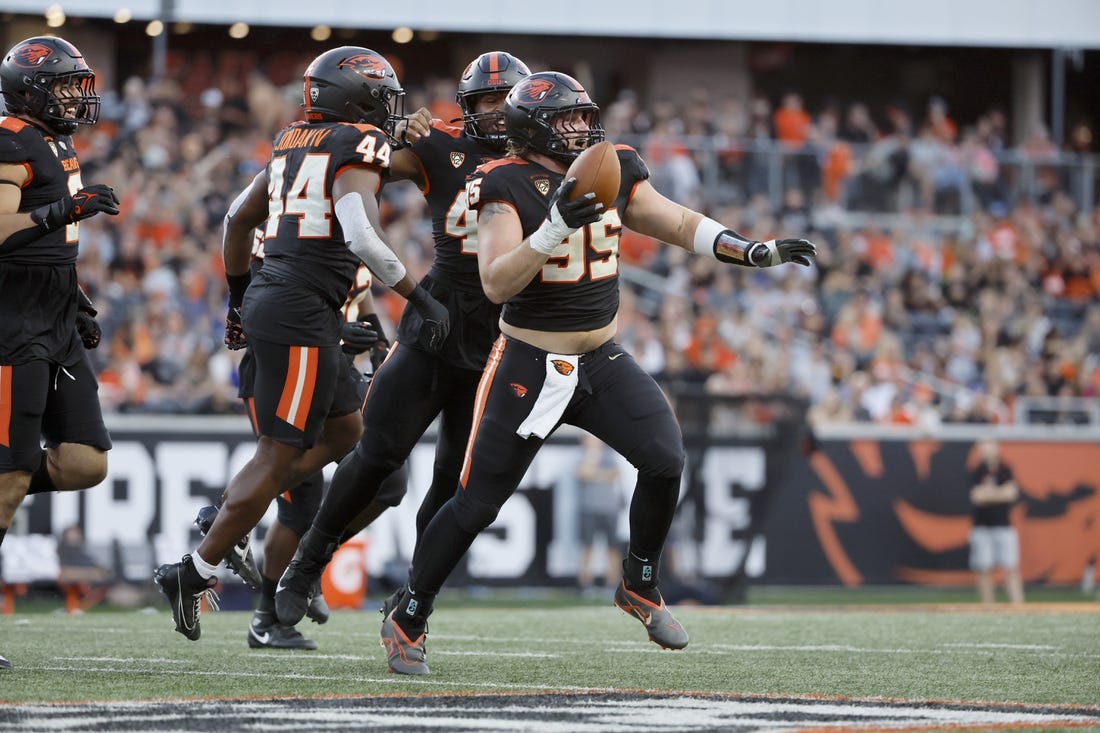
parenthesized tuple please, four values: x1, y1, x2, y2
(455, 51, 530, 151)
(302, 47, 405, 140)
(0, 36, 100, 136)
(503, 72, 604, 164)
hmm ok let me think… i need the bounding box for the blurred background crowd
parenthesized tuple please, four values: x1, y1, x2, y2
(66, 48, 1100, 429)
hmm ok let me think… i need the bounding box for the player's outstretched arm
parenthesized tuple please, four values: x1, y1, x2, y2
(623, 179, 817, 268)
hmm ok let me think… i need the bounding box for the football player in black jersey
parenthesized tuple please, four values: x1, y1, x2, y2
(196, 225, 409, 649)
(0, 37, 120, 670)
(273, 52, 532, 628)
(153, 47, 449, 642)
(379, 72, 816, 674)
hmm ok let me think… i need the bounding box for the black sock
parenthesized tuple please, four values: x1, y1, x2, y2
(256, 576, 277, 616)
(624, 547, 662, 596)
(394, 586, 434, 636)
(26, 451, 57, 496)
(0, 527, 6, 549)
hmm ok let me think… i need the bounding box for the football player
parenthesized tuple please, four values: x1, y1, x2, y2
(0, 37, 120, 670)
(379, 72, 816, 673)
(195, 224, 409, 649)
(273, 52, 533, 628)
(153, 46, 449, 642)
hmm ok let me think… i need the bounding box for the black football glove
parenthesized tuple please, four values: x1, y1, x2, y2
(224, 306, 246, 350)
(340, 321, 380, 356)
(407, 284, 450, 354)
(358, 313, 391, 371)
(746, 237, 817, 267)
(528, 178, 604, 255)
(549, 178, 603, 229)
(75, 286, 101, 350)
(31, 184, 120, 232)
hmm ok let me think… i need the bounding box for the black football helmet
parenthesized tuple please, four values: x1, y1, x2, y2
(455, 51, 530, 151)
(302, 46, 405, 141)
(0, 36, 100, 136)
(503, 72, 604, 164)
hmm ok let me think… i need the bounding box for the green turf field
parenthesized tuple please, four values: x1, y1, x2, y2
(2, 593, 1098, 706)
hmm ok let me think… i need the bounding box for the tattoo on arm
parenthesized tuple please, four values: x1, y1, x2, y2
(479, 202, 510, 225)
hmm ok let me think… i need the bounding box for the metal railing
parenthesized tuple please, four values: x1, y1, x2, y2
(614, 133, 1100, 218)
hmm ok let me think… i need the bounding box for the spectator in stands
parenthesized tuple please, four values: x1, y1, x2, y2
(969, 439, 1025, 604)
(575, 433, 625, 598)
(57, 524, 113, 613)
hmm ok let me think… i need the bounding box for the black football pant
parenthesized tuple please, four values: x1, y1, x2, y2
(314, 341, 483, 543)
(408, 336, 685, 597)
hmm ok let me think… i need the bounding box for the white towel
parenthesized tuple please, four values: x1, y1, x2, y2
(516, 353, 580, 439)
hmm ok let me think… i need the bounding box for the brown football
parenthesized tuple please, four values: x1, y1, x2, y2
(565, 140, 621, 209)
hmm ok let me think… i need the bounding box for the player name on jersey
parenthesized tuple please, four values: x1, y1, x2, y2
(274, 127, 333, 151)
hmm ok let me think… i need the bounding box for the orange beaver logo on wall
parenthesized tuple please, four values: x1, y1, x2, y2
(806, 440, 1100, 587)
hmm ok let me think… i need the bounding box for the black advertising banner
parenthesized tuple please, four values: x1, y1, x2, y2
(12, 415, 1099, 593)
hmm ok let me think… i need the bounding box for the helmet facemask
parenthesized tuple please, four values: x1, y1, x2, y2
(39, 71, 100, 134)
(533, 106, 605, 164)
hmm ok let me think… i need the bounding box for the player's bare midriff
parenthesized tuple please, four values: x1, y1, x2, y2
(500, 318, 616, 355)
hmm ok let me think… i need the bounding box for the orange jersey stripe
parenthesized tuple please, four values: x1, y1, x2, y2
(0, 365, 10, 447)
(459, 336, 506, 488)
(276, 346, 319, 431)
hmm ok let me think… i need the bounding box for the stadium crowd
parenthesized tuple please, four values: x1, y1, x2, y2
(69, 52, 1100, 427)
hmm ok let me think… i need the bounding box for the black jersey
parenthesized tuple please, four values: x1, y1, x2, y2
(468, 145, 649, 332)
(259, 120, 392, 311)
(0, 116, 85, 365)
(0, 116, 82, 266)
(403, 120, 496, 294)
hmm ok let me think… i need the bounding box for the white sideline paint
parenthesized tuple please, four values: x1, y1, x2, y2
(3, 693, 1098, 733)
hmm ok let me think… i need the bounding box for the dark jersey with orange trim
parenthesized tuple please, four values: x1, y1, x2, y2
(259, 120, 392, 311)
(402, 119, 496, 294)
(0, 116, 83, 266)
(0, 115, 84, 365)
(468, 145, 649, 332)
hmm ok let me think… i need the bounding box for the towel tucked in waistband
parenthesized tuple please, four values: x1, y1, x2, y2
(516, 353, 579, 439)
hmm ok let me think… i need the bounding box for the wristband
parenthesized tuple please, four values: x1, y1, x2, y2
(528, 219, 573, 255)
(226, 272, 251, 308)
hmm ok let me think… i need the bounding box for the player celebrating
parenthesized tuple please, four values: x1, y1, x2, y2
(273, 52, 532, 627)
(379, 72, 816, 674)
(153, 46, 449, 642)
(0, 36, 119, 670)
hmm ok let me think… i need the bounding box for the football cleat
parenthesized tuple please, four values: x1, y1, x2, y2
(380, 609, 429, 675)
(0, 654, 11, 670)
(194, 504, 262, 591)
(378, 587, 403, 622)
(306, 581, 330, 625)
(275, 527, 337, 626)
(154, 555, 219, 641)
(247, 613, 318, 650)
(613, 580, 688, 650)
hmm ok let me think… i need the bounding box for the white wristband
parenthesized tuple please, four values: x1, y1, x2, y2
(528, 218, 575, 255)
(692, 216, 726, 258)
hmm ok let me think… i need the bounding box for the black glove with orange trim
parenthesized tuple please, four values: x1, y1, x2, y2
(31, 184, 120, 232)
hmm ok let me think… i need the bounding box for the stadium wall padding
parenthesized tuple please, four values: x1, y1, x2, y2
(16, 419, 1100, 590)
